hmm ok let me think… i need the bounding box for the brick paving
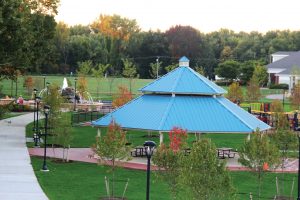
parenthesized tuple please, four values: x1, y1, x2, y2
(29, 147, 299, 173)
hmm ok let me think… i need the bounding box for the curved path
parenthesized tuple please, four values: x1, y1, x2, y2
(0, 113, 48, 200)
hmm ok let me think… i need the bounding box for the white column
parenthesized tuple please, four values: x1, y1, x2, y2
(97, 128, 101, 138)
(159, 131, 163, 145)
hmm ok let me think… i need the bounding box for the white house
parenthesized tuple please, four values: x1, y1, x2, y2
(266, 51, 300, 93)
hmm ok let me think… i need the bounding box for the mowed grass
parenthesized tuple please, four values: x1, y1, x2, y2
(26, 120, 248, 149)
(0, 76, 153, 100)
(31, 157, 298, 200)
(31, 157, 172, 200)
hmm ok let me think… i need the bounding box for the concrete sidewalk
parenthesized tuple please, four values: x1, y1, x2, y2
(0, 113, 48, 200)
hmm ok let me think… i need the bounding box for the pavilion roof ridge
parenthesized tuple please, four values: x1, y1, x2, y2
(158, 96, 175, 130)
(140, 66, 226, 95)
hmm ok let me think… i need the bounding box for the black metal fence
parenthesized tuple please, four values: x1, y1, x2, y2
(71, 111, 104, 125)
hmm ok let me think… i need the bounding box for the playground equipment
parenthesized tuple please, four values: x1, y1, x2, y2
(240, 102, 300, 130)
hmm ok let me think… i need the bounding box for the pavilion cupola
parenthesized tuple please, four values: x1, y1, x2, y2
(179, 56, 189, 67)
(140, 56, 226, 96)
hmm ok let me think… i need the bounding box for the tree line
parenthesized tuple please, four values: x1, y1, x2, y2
(2, 1, 300, 80)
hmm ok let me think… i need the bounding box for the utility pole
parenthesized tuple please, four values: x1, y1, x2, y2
(156, 56, 160, 79)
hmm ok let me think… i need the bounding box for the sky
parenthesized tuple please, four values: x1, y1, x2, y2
(55, 0, 300, 33)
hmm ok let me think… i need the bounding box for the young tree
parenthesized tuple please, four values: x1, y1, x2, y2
(290, 83, 300, 110)
(165, 63, 178, 73)
(180, 139, 235, 200)
(152, 127, 187, 199)
(53, 113, 73, 162)
(92, 63, 110, 99)
(149, 61, 162, 79)
(239, 130, 280, 199)
(43, 84, 64, 130)
(77, 60, 92, 76)
(93, 121, 131, 198)
(271, 129, 297, 167)
(270, 100, 289, 129)
(252, 66, 268, 87)
(246, 75, 261, 102)
(23, 76, 34, 96)
(112, 86, 133, 108)
(77, 77, 88, 101)
(227, 82, 244, 103)
(122, 58, 138, 93)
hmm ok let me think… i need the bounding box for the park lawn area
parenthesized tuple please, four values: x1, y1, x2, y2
(1, 112, 24, 120)
(26, 122, 247, 149)
(31, 157, 171, 200)
(31, 157, 298, 200)
(0, 76, 153, 100)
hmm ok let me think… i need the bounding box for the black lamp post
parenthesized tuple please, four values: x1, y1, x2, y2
(36, 96, 41, 145)
(15, 76, 18, 97)
(41, 105, 50, 172)
(74, 78, 77, 111)
(144, 141, 156, 200)
(43, 76, 46, 89)
(33, 89, 38, 147)
(297, 134, 300, 200)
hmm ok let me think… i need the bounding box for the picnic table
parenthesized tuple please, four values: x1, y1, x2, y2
(217, 147, 236, 159)
(131, 146, 146, 157)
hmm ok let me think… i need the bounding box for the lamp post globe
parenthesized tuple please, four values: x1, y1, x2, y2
(41, 105, 50, 172)
(144, 141, 156, 200)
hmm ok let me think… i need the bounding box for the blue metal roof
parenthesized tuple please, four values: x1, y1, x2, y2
(140, 66, 226, 95)
(92, 94, 270, 133)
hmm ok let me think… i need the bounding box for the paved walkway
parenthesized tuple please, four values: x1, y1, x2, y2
(266, 94, 284, 100)
(0, 113, 48, 200)
(29, 148, 299, 173)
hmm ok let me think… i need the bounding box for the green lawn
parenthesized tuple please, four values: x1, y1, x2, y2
(26, 121, 248, 149)
(31, 157, 298, 200)
(1, 112, 24, 120)
(0, 76, 153, 101)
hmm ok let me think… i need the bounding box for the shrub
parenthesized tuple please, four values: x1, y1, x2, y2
(269, 84, 289, 90)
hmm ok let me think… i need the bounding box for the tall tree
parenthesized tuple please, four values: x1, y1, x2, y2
(165, 25, 207, 66)
(0, 0, 31, 69)
(54, 22, 70, 73)
(215, 60, 240, 81)
(91, 14, 140, 74)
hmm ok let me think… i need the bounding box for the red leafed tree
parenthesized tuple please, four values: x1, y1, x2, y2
(169, 127, 187, 152)
(112, 86, 133, 108)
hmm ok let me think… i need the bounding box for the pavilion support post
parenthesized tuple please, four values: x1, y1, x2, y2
(97, 128, 101, 138)
(159, 131, 163, 145)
